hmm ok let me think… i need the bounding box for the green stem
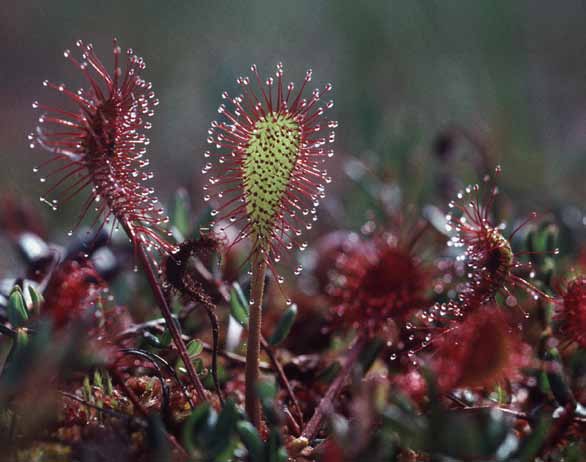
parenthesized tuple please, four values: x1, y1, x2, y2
(245, 254, 267, 428)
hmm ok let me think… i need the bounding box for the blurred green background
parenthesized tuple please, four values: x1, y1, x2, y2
(2, 0, 586, 240)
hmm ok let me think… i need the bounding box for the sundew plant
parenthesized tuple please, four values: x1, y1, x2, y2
(2, 20, 586, 462)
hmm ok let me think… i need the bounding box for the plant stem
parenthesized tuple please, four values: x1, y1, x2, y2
(245, 254, 267, 428)
(136, 243, 207, 403)
(261, 337, 304, 429)
(302, 336, 366, 441)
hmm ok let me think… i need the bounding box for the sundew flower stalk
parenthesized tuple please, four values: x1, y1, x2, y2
(29, 39, 207, 402)
(205, 63, 336, 426)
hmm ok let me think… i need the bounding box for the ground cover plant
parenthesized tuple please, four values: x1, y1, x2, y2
(1, 36, 586, 462)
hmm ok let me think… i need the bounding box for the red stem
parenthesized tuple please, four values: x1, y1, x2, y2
(302, 336, 366, 441)
(135, 242, 207, 403)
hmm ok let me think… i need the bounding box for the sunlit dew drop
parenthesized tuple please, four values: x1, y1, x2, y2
(286, 298, 292, 306)
(67, 230, 73, 237)
(390, 353, 397, 361)
(133, 265, 139, 273)
(249, 299, 255, 306)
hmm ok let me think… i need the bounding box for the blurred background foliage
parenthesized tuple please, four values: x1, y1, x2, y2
(2, 0, 586, 244)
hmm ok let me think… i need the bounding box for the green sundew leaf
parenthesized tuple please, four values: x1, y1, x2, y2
(171, 187, 191, 240)
(268, 304, 297, 346)
(230, 282, 249, 327)
(243, 113, 300, 243)
(7, 286, 28, 327)
(236, 421, 264, 462)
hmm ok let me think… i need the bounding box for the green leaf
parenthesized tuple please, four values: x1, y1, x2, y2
(176, 354, 204, 377)
(230, 282, 249, 327)
(93, 370, 103, 389)
(516, 415, 551, 461)
(317, 361, 342, 384)
(187, 339, 204, 357)
(171, 187, 191, 240)
(427, 408, 511, 460)
(358, 338, 383, 372)
(7, 286, 28, 327)
(268, 304, 297, 345)
(13, 329, 29, 356)
(257, 381, 280, 426)
(83, 376, 92, 402)
(257, 380, 277, 403)
(207, 400, 239, 458)
(158, 330, 172, 348)
(105, 371, 113, 395)
(266, 429, 286, 462)
(27, 285, 43, 315)
(544, 348, 575, 406)
(544, 223, 559, 253)
(142, 331, 164, 348)
(182, 403, 216, 455)
(236, 421, 264, 462)
(194, 205, 214, 235)
(146, 415, 171, 462)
